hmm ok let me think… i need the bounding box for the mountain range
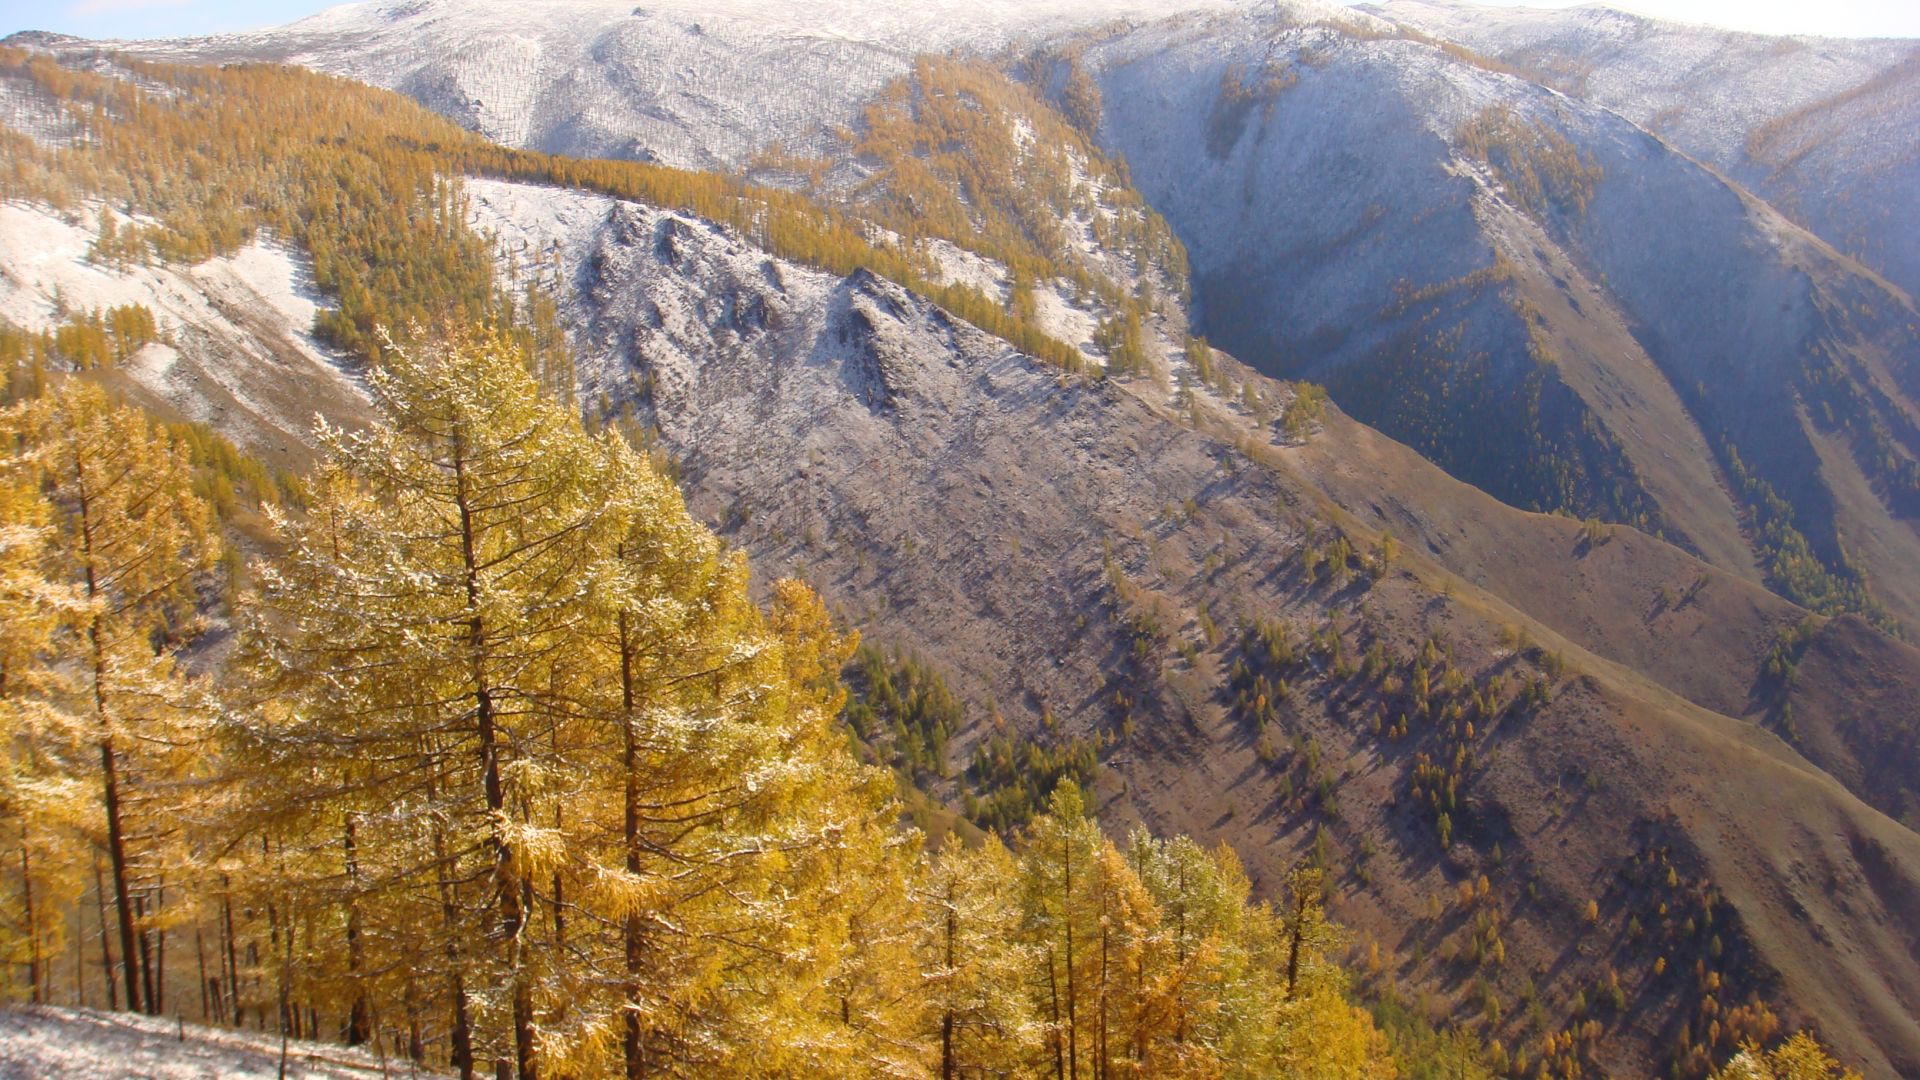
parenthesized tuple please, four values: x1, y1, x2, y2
(3, 0, 1918, 1074)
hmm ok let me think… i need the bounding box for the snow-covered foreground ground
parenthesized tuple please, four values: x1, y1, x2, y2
(0, 1006, 441, 1079)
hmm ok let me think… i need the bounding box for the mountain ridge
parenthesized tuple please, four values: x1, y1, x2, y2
(108, 0, 1920, 636)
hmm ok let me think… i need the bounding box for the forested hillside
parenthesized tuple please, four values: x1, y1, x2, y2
(0, 21, 1914, 1080)
(0, 50, 1445, 1078)
(0, 328, 1428, 1078)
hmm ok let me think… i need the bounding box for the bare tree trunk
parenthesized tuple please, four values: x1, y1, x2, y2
(196, 925, 210, 1022)
(277, 911, 294, 1080)
(404, 972, 425, 1064)
(1285, 886, 1307, 1000)
(619, 610, 647, 1080)
(153, 879, 167, 1015)
(1174, 862, 1187, 1045)
(941, 877, 956, 1080)
(19, 825, 40, 1003)
(452, 432, 535, 1080)
(549, 728, 566, 958)
(1097, 914, 1109, 1080)
(99, 728, 141, 1013)
(267, 891, 287, 1036)
(94, 850, 118, 1010)
(73, 905, 85, 1007)
(1047, 945, 1065, 1080)
(1064, 841, 1078, 1080)
(77, 470, 143, 1016)
(136, 893, 158, 1015)
(221, 876, 240, 1026)
(429, 767, 475, 1080)
(345, 816, 370, 1046)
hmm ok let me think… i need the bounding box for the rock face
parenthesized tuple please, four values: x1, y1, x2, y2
(461, 178, 1223, 739)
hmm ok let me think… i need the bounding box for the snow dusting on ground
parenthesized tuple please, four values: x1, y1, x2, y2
(922, 238, 1008, 299)
(0, 1006, 443, 1079)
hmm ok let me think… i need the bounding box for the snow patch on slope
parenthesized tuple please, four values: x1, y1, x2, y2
(922, 238, 1007, 299)
(1031, 283, 1099, 356)
(0, 200, 365, 463)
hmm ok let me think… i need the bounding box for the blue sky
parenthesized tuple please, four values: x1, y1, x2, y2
(2, 0, 328, 40)
(2, 0, 1916, 42)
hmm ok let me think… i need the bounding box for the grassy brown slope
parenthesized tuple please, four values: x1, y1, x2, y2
(1472, 190, 1759, 581)
(1547, 578, 1920, 1077)
(1280, 404, 1805, 721)
(613, 247, 1919, 1071)
(1063, 442, 1920, 1076)
(1769, 614, 1920, 831)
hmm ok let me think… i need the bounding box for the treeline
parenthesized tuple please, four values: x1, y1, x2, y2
(842, 645, 1104, 837)
(843, 643, 960, 783)
(0, 50, 499, 367)
(0, 47, 1085, 383)
(0, 332, 1413, 1079)
(837, 57, 1188, 303)
(763, 55, 1190, 377)
(1455, 106, 1603, 224)
(966, 731, 1102, 837)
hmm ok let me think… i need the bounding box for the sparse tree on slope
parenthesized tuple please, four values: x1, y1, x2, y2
(1710, 1033, 1863, 1080)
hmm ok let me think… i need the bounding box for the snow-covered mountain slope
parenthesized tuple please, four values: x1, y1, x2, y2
(1370, 0, 1913, 159)
(1371, 0, 1920, 302)
(113, 0, 1265, 171)
(0, 201, 368, 467)
(96, 0, 1920, 631)
(1069, 5, 1920, 627)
